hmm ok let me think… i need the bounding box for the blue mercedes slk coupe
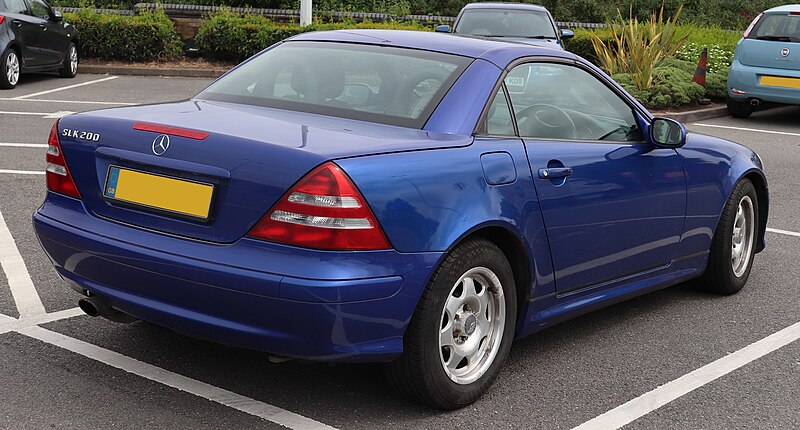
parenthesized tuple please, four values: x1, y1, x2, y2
(34, 30, 768, 409)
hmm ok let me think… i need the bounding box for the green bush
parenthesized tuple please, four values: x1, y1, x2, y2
(566, 28, 612, 63)
(52, 0, 789, 30)
(677, 43, 736, 74)
(196, 12, 429, 61)
(65, 10, 183, 60)
(613, 59, 728, 109)
(614, 66, 704, 109)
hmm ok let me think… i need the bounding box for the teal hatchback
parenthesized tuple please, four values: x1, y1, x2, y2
(727, 4, 800, 117)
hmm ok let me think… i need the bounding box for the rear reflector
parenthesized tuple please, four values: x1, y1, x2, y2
(46, 120, 81, 199)
(133, 122, 210, 140)
(247, 162, 391, 250)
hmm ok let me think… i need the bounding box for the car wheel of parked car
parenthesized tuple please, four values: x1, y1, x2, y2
(59, 42, 78, 78)
(699, 178, 759, 294)
(727, 97, 754, 119)
(385, 238, 516, 409)
(1, 48, 20, 89)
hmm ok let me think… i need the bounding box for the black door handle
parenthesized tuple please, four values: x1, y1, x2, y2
(538, 167, 573, 179)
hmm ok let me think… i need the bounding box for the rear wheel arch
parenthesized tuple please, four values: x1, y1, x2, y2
(445, 225, 532, 324)
(7, 43, 21, 61)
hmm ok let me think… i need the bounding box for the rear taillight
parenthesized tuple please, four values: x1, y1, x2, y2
(744, 13, 763, 38)
(0, 16, 5, 25)
(46, 120, 81, 199)
(247, 162, 390, 251)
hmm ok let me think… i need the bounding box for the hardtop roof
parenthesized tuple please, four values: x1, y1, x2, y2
(287, 29, 577, 67)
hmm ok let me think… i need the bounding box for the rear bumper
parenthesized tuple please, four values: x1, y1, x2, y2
(728, 60, 800, 105)
(34, 192, 442, 362)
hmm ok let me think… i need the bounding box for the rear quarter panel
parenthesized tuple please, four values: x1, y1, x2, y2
(337, 137, 557, 330)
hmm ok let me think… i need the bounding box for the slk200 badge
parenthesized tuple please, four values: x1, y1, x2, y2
(61, 129, 100, 142)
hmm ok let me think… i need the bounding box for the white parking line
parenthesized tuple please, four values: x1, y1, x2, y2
(0, 308, 84, 335)
(0, 110, 74, 118)
(0, 169, 44, 175)
(0, 110, 53, 116)
(767, 227, 800, 238)
(572, 321, 800, 430)
(0, 205, 338, 430)
(693, 123, 800, 137)
(18, 325, 338, 430)
(13, 76, 119, 100)
(0, 143, 48, 148)
(0, 97, 136, 106)
(0, 210, 46, 318)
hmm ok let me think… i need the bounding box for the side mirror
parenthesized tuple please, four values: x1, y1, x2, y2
(52, 10, 63, 22)
(560, 29, 574, 40)
(435, 25, 451, 33)
(650, 118, 687, 147)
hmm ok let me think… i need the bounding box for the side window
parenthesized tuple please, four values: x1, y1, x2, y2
(506, 63, 643, 142)
(3, 0, 28, 14)
(26, 0, 49, 19)
(482, 85, 515, 136)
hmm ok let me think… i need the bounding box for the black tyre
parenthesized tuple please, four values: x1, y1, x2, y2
(1, 48, 20, 89)
(727, 97, 753, 119)
(699, 179, 759, 294)
(384, 238, 517, 409)
(59, 42, 78, 78)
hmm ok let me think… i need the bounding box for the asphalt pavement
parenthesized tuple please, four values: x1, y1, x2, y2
(0, 72, 798, 430)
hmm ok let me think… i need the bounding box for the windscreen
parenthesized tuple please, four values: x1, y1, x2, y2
(197, 41, 472, 128)
(454, 9, 557, 38)
(751, 13, 800, 42)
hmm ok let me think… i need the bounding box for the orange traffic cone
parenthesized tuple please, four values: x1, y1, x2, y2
(692, 47, 708, 87)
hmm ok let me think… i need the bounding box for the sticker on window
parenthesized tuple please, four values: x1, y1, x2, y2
(505, 67, 531, 93)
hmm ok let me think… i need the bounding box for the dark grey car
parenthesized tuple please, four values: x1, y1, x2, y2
(0, 0, 78, 89)
(436, 2, 574, 50)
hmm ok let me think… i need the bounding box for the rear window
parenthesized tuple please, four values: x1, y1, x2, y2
(751, 13, 800, 42)
(454, 8, 557, 38)
(197, 41, 472, 129)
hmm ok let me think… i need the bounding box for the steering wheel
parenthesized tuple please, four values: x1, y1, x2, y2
(514, 104, 577, 139)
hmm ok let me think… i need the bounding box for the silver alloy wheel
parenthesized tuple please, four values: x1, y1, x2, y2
(439, 266, 505, 385)
(69, 45, 78, 75)
(731, 195, 755, 277)
(6, 51, 19, 86)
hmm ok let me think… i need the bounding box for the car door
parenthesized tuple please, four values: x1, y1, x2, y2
(2, 0, 40, 66)
(23, 0, 61, 65)
(506, 61, 687, 294)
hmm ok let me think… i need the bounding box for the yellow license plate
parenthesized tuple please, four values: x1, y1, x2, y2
(104, 166, 214, 220)
(759, 75, 800, 89)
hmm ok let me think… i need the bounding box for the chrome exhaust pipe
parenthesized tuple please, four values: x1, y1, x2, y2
(78, 297, 138, 324)
(749, 98, 761, 107)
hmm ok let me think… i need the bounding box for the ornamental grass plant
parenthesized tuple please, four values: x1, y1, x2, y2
(590, 5, 688, 91)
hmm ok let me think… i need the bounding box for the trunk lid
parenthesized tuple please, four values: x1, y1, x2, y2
(738, 38, 800, 70)
(58, 100, 471, 243)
